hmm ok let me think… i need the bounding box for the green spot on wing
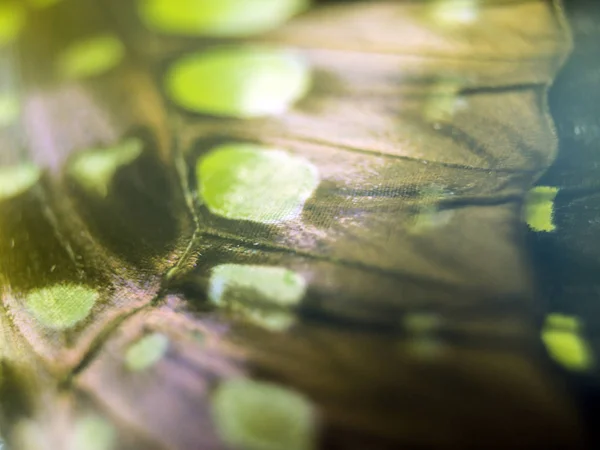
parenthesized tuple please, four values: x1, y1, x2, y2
(208, 264, 306, 331)
(68, 138, 143, 197)
(56, 34, 125, 80)
(0, 92, 20, 126)
(524, 186, 558, 232)
(138, 0, 309, 37)
(0, 164, 41, 201)
(0, 3, 25, 47)
(197, 144, 319, 223)
(26, 284, 99, 330)
(69, 416, 116, 450)
(165, 47, 311, 118)
(125, 333, 169, 372)
(212, 379, 317, 450)
(542, 314, 594, 372)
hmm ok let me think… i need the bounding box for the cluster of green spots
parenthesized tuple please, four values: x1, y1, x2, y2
(69, 415, 116, 450)
(427, 0, 479, 26)
(197, 144, 319, 223)
(0, 164, 41, 201)
(25, 284, 99, 330)
(208, 264, 306, 331)
(138, 0, 309, 37)
(542, 313, 594, 372)
(56, 34, 125, 80)
(0, 93, 20, 126)
(0, 3, 25, 47)
(124, 332, 169, 372)
(165, 47, 311, 118)
(68, 138, 143, 197)
(212, 378, 317, 450)
(524, 186, 559, 232)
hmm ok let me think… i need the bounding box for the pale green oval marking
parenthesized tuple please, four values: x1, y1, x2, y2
(428, 0, 479, 25)
(524, 186, 559, 232)
(26, 284, 99, 330)
(138, 0, 309, 37)
(0, 3, 25, 47)
(125, 333, 169, 372)
(198, 144, 319, 223)
(68, 138, 143, 197)
(542, 314, 594, 372)
(165, 47, 311, 118)
(69, 416, 116, 450)
(56, 34, 125, 80)
(0, 164, 41, 201)
(208, 264, 306, 331)
(0, 93, 20, 126)
(213, 379, 317, 450)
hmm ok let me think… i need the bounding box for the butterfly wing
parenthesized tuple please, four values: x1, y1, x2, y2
(0, 0, 584, 449)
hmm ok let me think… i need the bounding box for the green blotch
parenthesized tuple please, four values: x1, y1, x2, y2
(0, 93, 19, 126)
(542, 314, 593, 372)
(208, 264, 306, 331)
(212, 379, 317, 450)
(138, 0, 309, 37)
(524, 186, 558, 232)
(57, 34, 125, 80)
(68, 138, 143, 197)
(26, 284, 99, 330)
(0, 164, 41, 201)
(0, 3, 25, 47)
(165, 47, 311, 118)
(69, 416, 116, 450)
(125, 333, 169, 372)
(428, 0, 479, 25)
(198, 144, 319, 223)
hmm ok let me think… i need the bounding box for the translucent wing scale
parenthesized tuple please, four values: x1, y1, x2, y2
(0, 1, 585, 449)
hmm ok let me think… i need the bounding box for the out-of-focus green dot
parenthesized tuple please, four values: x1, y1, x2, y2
(165, 47, 311, 118)
(428, 0, 479, 26)
(0, 93, 20, 126)
(69, 415, 116, 450)
(197, 144, 319, 223)
(68, 138, 143, 197)
(0, 164, 41, 201)
(542, 314, 594, 372)
(208, 264, 306, 331)
(524, 186, 559, 232)
(0, 3, 25, 47)
(138, 0, 309, 37)
(25, 284, 99, 330)
(125, 333, 169, 372)
(56, 34, 125, 80)
(212, 378, 317, 450)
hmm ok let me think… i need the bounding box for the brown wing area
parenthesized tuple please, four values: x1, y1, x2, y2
(0, 0, 586, 449)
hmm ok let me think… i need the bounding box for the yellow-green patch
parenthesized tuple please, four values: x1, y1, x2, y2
(424, 82, 465, 123)
(428, 0, 479, 25)
(0, 164, 41, 201)
(125, 333, 169, 372)
(212, 379, 317, 450)
(138, 0, 309, 37)
(68, 138, 143, 197)
(198, 144, 319, 223)
(0, 93, 19, 126)
(208, 264, 306, 331)
(0, 3, 25, 47)
(524, 186, 559, 232)
(56, 34, 125, 80)
(69, 416, 116, 450)
(165, 47, 311, 118)
(542, 314, 593, 372)
(25, 284, 99, 330)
